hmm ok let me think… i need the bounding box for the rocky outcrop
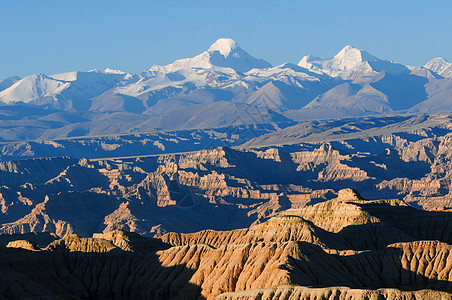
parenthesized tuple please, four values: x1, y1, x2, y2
(6, 239, 39, 251)
(45, 234, 119, 252)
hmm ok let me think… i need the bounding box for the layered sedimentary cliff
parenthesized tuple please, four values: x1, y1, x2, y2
(2, 134, 452, 238)
(1, 189, 452, 299)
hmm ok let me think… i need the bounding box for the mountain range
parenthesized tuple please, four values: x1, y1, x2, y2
(2, 38, 452, 299)
(0, 38, 451, 145)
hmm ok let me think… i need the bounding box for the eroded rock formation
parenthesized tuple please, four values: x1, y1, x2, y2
(1, 190, 452, 299)
(2, 134, 452, 238)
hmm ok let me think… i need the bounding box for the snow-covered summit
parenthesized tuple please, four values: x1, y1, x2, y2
(150, 38, 272, 73)
(207, 38, 239, 57)
(297, 55, 321, 69)
(424, 57, 452, 78)
(0, 69, 128, 105)
(0, 74, 69, 104)
(333, 45, 378, 68)
(298, 45, 409, 79)
(425, 57, 449, 70)
(298, 45, 377, 78)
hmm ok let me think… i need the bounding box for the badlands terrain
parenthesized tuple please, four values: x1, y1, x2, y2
(2, 113, 452, 238)
(2, 189, 452, 299)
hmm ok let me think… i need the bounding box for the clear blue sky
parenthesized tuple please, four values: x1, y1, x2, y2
(1, 0, 451, 80)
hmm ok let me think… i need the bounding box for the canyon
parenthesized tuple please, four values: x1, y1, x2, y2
(2, 116, 452, 238)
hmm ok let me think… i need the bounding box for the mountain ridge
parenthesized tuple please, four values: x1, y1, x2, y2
(0, 38, 451, 145)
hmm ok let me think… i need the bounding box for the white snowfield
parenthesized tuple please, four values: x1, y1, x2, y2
(0, 38, 451, 118)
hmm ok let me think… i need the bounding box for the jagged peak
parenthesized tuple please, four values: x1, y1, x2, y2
(297, 45, 383, 79)
(334, 45, 378, 63)
(427, 57, 449, 64)
(151, 37, 271, 73)
(424, 57, 452, 78)
(298, 54, 321, 66)
(424, 57, 451, 69)
(208, 38, 239, 57)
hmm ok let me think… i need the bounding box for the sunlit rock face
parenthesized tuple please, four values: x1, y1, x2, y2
(3, 125, 452, 239)
(2, 191, 452, 299)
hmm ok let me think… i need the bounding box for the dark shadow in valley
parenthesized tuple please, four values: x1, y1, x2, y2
(344, 149, 432, 181)
(356, 202, 452, 244)
(285, 243, 452, 294)
(210, 147, 300, 185)
(0, 241, 205, 300)
(292, 203, 452, 251)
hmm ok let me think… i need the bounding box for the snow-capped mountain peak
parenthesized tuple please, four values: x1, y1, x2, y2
(0, 69, 128, 106)
(298, 54, 321, 69)
(424, 57, 452, 78)
(425, 57, 449, 68)
(333, 45, 378, 66)
(1, 39, 449, 119)
(298, 45, 377, 78)
(298, 45, 409, 79)
(207, 38, 239, 57)
(150, 38, 272, 73)
(0, 73, 69, 104)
